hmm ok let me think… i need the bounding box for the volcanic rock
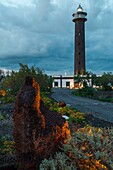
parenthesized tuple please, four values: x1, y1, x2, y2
(14, 76, 70, 170)
(58, 101, 66, 107)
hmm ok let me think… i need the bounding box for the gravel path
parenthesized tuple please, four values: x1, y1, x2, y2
(51, 88, 113, 123)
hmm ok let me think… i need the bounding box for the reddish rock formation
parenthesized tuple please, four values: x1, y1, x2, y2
(14, 76, 70, 170)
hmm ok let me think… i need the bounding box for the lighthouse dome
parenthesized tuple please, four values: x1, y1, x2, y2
(77, 4, 84, 12)
(72, 4, 87, 22)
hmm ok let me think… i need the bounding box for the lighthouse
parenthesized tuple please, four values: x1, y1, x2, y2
(72, 4, 87, 75)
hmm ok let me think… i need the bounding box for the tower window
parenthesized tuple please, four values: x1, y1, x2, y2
(78, 42, 80, 45)
(78, 52, 80, 55)
(79, 33, 81, 36)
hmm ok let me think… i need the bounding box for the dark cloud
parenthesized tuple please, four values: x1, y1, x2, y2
(0, 0, 113, 75)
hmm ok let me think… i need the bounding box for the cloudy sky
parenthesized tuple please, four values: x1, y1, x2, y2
(0, 0, 113, 75)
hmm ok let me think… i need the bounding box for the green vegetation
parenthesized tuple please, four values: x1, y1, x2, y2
(39, 78, 113, 169)
(73, 72, 113, 102)
(0, 63, 53, 103)
(74, 72, 113, 91)
(40, 126, 113, 170)
(73, 87, 95, 98)
(73, 86, 113, 103)
(0, 136, 15, 155)
(74, 71, 91, 88)
(42, 94, 85, 124)
(0, 112, 6, 121)
(97, 72, 113, 91)
(99, 97, 113, 102)
(0, 68, 113, 169)
(0, 136, 16, 167)
(0, 95, 15, 104)
(69, 112, 85, 123)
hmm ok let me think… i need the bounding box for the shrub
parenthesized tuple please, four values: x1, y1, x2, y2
(40, 126, 113, 170)
(99, 97, 113, 102)
(73, 87, 95, 98)
(69, 112, 86, 123)
(42, 95, 85, 123)
(0, 64, 53, 96)
(0, 96, 15, 104)
(0, 112, 6, 121)
(39, 152, 76, 170)
(0, 136, 16, 167)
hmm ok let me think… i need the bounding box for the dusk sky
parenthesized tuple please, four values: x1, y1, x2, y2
(0, 0, 113, 75)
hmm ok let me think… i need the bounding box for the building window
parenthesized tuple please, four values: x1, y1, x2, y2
(66, 81, 70, 88)
(79, 32, 80, 36)
(78, 42, 80, 45)
(54, 82, 58, 87)
(79, 52, 80, 55)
